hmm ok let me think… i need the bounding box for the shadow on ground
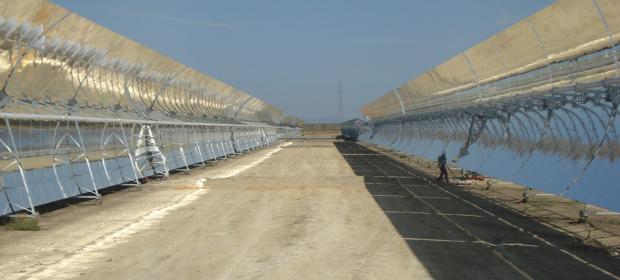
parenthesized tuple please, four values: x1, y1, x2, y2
(334, 141, 620, 280)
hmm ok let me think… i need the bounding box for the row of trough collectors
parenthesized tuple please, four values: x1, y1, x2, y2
(0, 119, 299, 216)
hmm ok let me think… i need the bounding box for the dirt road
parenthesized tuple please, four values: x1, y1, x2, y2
(2, 140, 619, 279)
(0, 140, 430, 279)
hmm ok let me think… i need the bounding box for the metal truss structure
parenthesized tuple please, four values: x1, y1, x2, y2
(357, 0, 620, 212)
(0, 1, 301, 216)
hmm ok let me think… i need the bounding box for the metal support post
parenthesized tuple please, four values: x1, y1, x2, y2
(2, 119, 36, 216)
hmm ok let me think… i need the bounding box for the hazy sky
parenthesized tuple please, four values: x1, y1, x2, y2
(52, 0, 553, 123)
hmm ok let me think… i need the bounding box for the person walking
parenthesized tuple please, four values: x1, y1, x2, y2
(437, 151, 449, 183)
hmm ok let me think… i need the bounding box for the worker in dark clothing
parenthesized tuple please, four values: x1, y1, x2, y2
(437, 151, 449, 183)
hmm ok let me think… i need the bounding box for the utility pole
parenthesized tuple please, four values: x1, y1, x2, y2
(337, 80, 343, 123)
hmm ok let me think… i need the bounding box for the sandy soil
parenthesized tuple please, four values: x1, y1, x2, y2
(0, 140, 430, 280)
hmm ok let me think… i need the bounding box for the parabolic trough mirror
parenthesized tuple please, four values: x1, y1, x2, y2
(351, 0, 620, 212)
(0, 1, 301, 216)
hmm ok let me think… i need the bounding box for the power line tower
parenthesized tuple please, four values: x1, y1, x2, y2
(337, 80, 344, 123)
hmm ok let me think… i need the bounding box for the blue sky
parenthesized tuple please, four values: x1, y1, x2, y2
(52, 0, 553, 123)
